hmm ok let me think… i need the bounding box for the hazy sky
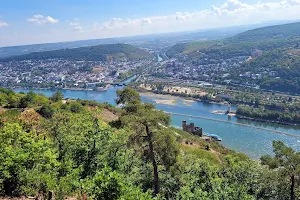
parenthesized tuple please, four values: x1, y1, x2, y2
(1, 0, 300, 47)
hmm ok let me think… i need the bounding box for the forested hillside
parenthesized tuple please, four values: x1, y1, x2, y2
(0, 44, 154, 62)
(0, 88, 299, 199)
(166, 22, 300, 93)
(232, 49, 300, 94)
(167, 22, 300, 59)
(229, 22, 300, 42)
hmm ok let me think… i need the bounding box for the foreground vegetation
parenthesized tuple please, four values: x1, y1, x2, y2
(0, 88, 299, 199)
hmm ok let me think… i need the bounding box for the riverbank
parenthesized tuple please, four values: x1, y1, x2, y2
(10, 86, 94, 91)
(136, 87, 229, 105)
(166, 112, 300, 138)
(137, 88, 300, 127)
(11, 86, 300, 127)
(236, 115, 300, 126)
(140, 92, 195, 106)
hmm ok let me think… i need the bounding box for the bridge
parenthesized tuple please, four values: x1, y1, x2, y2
(86, 82, 128, 88)
(110, 82, 128, 86)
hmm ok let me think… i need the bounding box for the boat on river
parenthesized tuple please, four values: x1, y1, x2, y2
(205, 133, 222, 141)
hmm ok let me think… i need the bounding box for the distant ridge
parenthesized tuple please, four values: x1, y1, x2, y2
(165, 21, 300, 94)
(0, 43, 154, 62)
(228, 21, 300, 42)
(166, 21, 300, 58)
(2, 20, 297, 58)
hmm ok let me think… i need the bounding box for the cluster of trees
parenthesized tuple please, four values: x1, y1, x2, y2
(260, 78, 300, 95)
(235, 48, 300, 94)
(117, 71, 133, 81)
(0, 88, 299, 199)
(0, 88, 19, 107)
(0, 89, 63, 109)
(0, 89, 49, 108)
(0, 44, 153, 62)
(236, 105, 300, 124)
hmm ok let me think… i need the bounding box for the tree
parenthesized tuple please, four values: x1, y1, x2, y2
(261, 141, 300, 200)
(38, 104, 55, 119)
(116, 88, 141, 105)
(117, 88, 178, 196)
(91, 167, 122, 200)
(7, 94, 20, 108)
(176, 156, 266, 200)
(50, 91, 63, 102)
(0, 123, 58, 196)
(19, 91, 36, 108)
(69, 102, 83, 113)
(0, 93, 7, 106)
(157, 84, 164, 91)
(46, 109, 131, 198)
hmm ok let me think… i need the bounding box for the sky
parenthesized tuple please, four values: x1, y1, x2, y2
(1, 0, 300, 47)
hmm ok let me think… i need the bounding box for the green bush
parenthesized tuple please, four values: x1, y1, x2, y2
(69, 102, 83, 113)
(38, 104, 55, 118)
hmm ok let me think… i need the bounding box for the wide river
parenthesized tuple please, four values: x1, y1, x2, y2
(14, 84, 300, 158)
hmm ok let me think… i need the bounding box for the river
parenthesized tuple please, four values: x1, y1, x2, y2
(14, 84, 300, 159)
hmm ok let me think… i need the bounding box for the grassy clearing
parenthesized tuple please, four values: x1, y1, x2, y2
(181, 145, 220, 165)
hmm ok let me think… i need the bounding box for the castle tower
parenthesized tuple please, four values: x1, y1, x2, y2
(199, 128, 203, 137)
(182, 121, 187, 131)
(190, 122, 195, 132)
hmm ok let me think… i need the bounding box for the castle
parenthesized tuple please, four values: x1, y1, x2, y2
(182, 121, 203, 137)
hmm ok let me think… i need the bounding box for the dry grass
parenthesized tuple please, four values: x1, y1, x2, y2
(0, 106, 6, 115)
(180, 139, 223, 164)
(100, 109, 119, 123)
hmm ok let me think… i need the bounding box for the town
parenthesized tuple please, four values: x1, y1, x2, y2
(0, 59, 153, 89)
(142, 52, 280, 91)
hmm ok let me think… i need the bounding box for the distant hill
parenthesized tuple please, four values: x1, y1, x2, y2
(229, 22, 300, 43)
(166, 22, 300, 94)
(0, 38, 131, 58)
(0, 28, 246, 59)
(1, 20, 295, 58)
(166, 22, 300, 59)
(0, 43, 154, 62)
